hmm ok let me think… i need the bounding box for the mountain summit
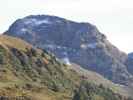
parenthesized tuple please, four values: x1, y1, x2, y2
(5, 15, 133, 85)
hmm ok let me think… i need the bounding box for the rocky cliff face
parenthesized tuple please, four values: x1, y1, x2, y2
(5, 15, 133, 85)
(125, 53, 133, 75)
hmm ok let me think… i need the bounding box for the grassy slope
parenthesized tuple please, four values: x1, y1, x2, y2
(70, 64, 133, 97)
(0, 35, 132, 100)
(0, 35, 81, 100)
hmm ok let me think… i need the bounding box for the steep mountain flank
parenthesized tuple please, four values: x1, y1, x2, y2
(5, 15, 133, 85)
(125, 53, 133, 75)
(0, 35, 132, 100)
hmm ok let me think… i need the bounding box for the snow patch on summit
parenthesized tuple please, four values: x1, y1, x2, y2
(61, 52, 71, 65)
(23, 18, 52, 25)
(80, 43, 98, 49)
(35, 20, 52, 25)
(62, 57, 71, 66)
(21, 28, 27, 32)
(87, 43, 97, 49)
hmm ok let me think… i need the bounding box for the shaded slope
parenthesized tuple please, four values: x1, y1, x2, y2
(125, 53, 133, 75)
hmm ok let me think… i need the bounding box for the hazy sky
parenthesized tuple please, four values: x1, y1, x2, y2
(0, 0, 133, 53)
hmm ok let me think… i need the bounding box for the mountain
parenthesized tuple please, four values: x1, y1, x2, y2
(0, 35, 132, 100)
(128, 53, 133, 59)
(125, 53, 133, 75)
(5, 15, 133, 85)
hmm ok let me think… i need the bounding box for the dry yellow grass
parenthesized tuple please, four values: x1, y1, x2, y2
(0, 35, 32, 51)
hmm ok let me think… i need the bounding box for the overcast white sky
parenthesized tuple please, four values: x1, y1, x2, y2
(0, 0, 133, 53)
